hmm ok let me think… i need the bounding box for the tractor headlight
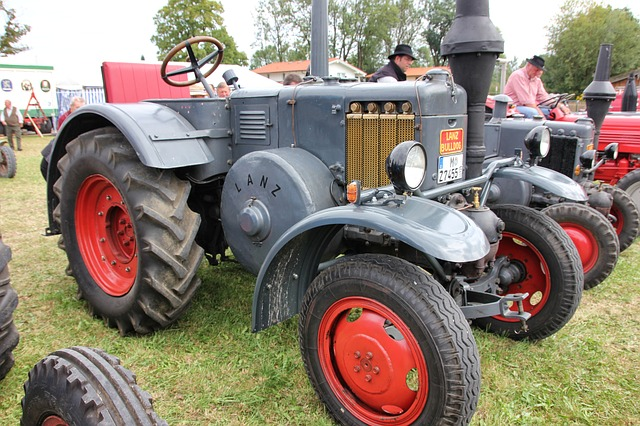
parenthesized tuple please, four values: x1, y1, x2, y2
(386, 141, 427, 193)
(524, 126, 551, 159)
(603, 142, 618, 160)
(580, 149, 596, 170)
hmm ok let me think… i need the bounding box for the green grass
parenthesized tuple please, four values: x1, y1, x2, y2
(1, 135, 639, 424)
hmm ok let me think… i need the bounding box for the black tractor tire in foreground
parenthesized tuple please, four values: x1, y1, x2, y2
(0, 145, 17, 178)
(52, 127, 204, 335)
(21, 346, 167, 425)
(0, 237, 19, 381)
(616, 168, 640, 209)
(476, 205, 583, 341)
(542, 202, 619, 290)
(299, 254, 480, 426)
(603, 184, 640, 252)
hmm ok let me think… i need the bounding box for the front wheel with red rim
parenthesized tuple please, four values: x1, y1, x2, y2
(52, 127, 204, 335)
(21, 347, 167, 425)
(475, 205, 583, 341)
(299, 254, 480, 425)
(542, 202, 618, 290)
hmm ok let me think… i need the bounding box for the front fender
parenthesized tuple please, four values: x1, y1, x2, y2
(493, 165, 588, 202)
(252, 196, 490, 331)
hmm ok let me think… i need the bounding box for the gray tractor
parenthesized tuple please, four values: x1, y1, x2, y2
(42, 0, 583, 423)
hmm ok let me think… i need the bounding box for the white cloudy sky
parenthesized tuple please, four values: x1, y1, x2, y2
(3, 0, 640, 85)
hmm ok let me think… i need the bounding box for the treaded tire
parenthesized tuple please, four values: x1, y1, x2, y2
(0, 237, 19, 381)
(21, 346, 168, 425)
(0, 145, 17, 178)
(616, 168, 640, 209)
(603, 184, 640, 252)
(299, 254, 480, 426)
(53, 127, 204, 335)
(542, 202, 619, 290)
(476, 205, 583, 341)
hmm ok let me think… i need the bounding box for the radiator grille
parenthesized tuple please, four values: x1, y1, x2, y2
(539, 135, 578, 178)
(346, 113, 416, 188)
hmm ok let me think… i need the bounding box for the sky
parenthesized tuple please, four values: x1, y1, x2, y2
(2, 0, 640, 85)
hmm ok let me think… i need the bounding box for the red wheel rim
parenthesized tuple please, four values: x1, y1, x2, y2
(610, 204, 624, 236)
(495, 232, 551, 321)
(557, 222, 598, 273)
(318, 296, 428, 425)
(42, 415, 68, 426)
(76, 175, 137, 296)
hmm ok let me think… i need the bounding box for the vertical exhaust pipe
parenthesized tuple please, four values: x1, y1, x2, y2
(441, 0, 504, 179)
(310, 0, 329, 78)
(621, 72, 638, 112)
(583, 44, 616, 145)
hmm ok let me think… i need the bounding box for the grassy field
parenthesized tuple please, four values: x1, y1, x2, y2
(1, 135, 639, 425)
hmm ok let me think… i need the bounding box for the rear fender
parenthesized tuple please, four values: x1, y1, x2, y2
(493, 165, 588, 202)
(45, 102, 219, 233)
(252, 197, 490, 331)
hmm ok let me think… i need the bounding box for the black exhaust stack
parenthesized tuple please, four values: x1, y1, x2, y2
(310, 0, 329, 78)
(441, 0, 504, 179)
(621, 72, 638, 112)
(583, 44, 617, 145)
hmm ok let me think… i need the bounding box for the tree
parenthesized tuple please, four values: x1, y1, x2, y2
(422, 0, 455, 66)
(151, 0, 248, 66)
(544, 0, 640, 94)
(0, 1, 30, 56)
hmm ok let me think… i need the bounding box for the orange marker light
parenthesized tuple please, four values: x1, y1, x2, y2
(347, 181, 361, 204)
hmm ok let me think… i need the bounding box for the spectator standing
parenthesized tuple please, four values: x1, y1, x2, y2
(1, 100, 24, 151)
(283, 73, 302, 86)
(57, 97, 85, 129)
(216, 82, 230, 98)
(370, 44, 416, 83)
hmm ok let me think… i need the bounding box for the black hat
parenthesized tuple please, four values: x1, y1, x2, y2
(527, 55, 545, 71)
(389, 44, 416, 60)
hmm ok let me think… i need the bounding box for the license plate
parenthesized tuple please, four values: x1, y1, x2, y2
(437, 154, 464, 183)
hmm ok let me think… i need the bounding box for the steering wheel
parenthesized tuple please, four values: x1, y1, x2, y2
(160, 36, 224, 87)
(538, 93, 574, 109)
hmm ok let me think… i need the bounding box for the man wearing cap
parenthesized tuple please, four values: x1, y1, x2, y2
(370, 44, 416, 83)
(504, 55, 569, 118)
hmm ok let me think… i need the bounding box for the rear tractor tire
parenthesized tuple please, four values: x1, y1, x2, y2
(21, 346, 167, 425)
(616, 168, 640, 209)
(0, 145, 17, 178)
(53, 127, 204, 335)
(0, 237, 19, 381)
(476, 205, 583, 341)
(542, 202, 619, 290)
(299, 254, 480, 425)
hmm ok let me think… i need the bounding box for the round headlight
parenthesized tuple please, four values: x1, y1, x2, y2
(524, 125, 551, 159)
(580, 150, 596, 170)
(604, 142, 618, 160)
(386, 141, 427, 193)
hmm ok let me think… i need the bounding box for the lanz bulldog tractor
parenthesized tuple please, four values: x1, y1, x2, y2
(42, 0, 583, 423)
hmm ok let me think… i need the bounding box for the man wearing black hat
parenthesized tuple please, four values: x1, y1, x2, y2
(370, 44, 416, 83)
(504, 55, 569, 118)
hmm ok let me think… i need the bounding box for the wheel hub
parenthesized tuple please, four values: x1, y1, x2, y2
(76, 175, 137, 296)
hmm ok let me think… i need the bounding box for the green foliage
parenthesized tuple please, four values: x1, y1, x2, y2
(151, 0, 248, 66)
(422, 0, 455, 66)
(545, 0, 640, 94)
(0, 1, 30, 56)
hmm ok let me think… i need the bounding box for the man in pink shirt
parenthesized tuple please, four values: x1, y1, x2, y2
(504, 55, 569, 118)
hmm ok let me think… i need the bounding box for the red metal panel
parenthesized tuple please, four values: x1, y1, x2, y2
(101, 62, 189, 103)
